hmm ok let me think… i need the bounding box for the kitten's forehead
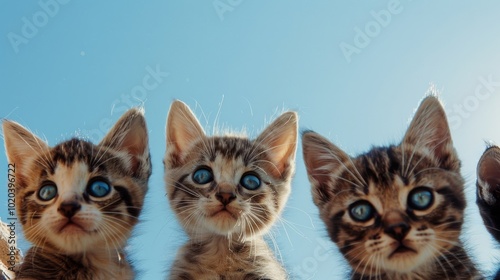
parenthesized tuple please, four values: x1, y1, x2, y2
(36, 138, 105, 177)
(210, 136, 253, 155)
(52, 138, 95, 165)
(366, 175, 409, 212)
(52, 161, 90, 195)
(212, 154, 245, 181)
(367, 175, 406, 197)
(346, 146, 402, 194)
(201, 137, 260, 183)
(339, 146, 446, 209)
(352, 146, 436, 189)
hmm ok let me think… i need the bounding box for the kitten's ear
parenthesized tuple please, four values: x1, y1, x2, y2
(166, 100, 205, 159)
(302, 131, 350, 206)
(99, 108, 149, 174)
(401, 95, 458, 170)
(477, 146, 500, 205)
(255, 112, 298, 178)
(3, 120, 49, 179)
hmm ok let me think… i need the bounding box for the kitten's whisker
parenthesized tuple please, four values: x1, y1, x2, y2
(429, 245, 452, 280)
(481, 224, 500, 233)
(429, 244, 462, 279)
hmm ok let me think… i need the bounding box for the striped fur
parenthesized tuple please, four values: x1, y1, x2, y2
(477, 145, 500, 279)
(2, 108, 151, 280)
(164, 100, 297, 280)
(302, 96, 482, 279)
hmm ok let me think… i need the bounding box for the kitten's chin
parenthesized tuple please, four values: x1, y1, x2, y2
(54, 218, 96, 236)
(48, 231, 126, 254)
(382, 245, 428, 273)
(58, 222, 88, 235)
(44, 219, 123, 254)
(206, 210, 240, 234)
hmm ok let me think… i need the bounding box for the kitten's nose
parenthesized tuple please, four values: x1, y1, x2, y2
(58, 201, 81, 218)
(216, 192, 236, 206)
(384, 222, 410, 241)
(383, 211, 410, 241)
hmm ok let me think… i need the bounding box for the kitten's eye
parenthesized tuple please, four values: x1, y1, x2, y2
(193, 168, 214, 184)
(88, 180, 111, 198)
(349, 201, 375, 222)
(38, 184, 57, 201)
(408, 187, 434, 210)
(240, 173, 261, 190)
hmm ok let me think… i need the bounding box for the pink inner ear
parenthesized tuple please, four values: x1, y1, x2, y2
(429, 120, 452, 160)
(400, 97, 458, 171)
(267, 133, 296, 177)
(479, 154, 500, 189)
(302, 133, 347, 187)
(166, 101, 206, 158)
(305, 158, 334, 187)
(122, 134, 146, 158)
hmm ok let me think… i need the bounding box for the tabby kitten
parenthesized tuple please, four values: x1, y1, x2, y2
(164, 100, 297, 280)
(302, 96, 481, 279)
(3, 108, 151, 280)
(477, 145, 500, 279)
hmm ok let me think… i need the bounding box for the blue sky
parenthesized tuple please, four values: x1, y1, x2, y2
(2, 1, 500, 279)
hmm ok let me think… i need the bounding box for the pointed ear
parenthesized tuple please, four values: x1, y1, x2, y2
(166, 100, 205, 160)
(3, 120, 49, 168)
(302, 131, 350, 206)
(401, 95, 457, 169)
(255, 112, 298, 178)
(99, 108, 149, 174)
(477, 146, 500, 205)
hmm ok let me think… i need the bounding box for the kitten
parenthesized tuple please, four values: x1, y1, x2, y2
(302, 96, 482, 279)
(477, 145, 500, 279)
(164, 100, 297, 280)
(2, 108, 151, 280)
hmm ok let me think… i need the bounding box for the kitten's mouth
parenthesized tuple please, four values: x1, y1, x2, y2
(58, 221, 87, 234)
(389, 245, 416, 258)
(210, 205, 238, 220)
(212, 208, 238, 219)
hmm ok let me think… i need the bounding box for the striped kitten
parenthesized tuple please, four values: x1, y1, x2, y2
(302, 96, 481, 279)
(164, 100, 297, 280)
(477, 146, 500, 279)
(2, 108, 151, 280)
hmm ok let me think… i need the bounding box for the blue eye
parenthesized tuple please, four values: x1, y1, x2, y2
(349, 201, 375, 222)
(240, 173, 261, 190)
(192, 168, 213, 184)
(408, 187, 433, 210)
(38, 184, 57, 201)
(88, 180, 111, 197)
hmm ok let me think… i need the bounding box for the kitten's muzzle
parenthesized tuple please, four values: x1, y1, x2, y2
(58, 201, 82, 218)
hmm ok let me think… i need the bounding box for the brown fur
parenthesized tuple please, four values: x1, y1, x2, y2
(302, 96, 482, 280)
(2, 108, 151, 280)
(164, 100, 297, 279)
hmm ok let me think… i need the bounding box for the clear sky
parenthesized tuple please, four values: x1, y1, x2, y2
(2, 1, 500, 279)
